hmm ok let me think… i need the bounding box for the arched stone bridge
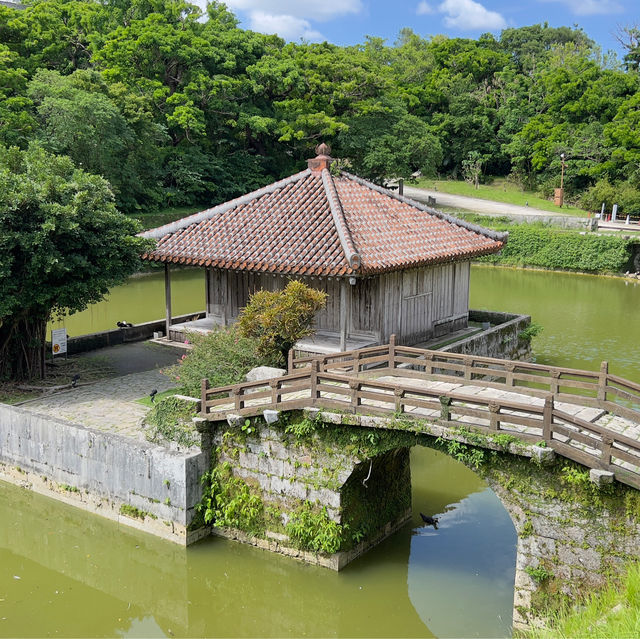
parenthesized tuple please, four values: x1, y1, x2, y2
(197, 338, 640, 630)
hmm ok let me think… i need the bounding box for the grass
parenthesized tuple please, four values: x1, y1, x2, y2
(413, 177, 589, 216)
(136, 388, 178, 407)
(129, 204, 205, 231)
(528, 563, 640, 638)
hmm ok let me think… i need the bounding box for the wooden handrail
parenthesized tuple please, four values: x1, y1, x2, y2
(201, 341, 640, 490)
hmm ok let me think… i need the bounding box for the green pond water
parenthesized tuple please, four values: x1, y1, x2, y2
(5, 265, 638, 638)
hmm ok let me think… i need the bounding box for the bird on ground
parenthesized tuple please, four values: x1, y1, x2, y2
(71, 374, 80, 388)
(117, 321, 133, 328)
(150, 389, 158, 403)
(420, 513, 439, 529)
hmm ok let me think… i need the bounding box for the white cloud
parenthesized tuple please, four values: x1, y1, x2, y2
(417, 1, 434, 14)
(539, 0, 623, 15)
(224, 0, 363, 22)
(437, 0, 506, 30)
(248, 11, 324, 41)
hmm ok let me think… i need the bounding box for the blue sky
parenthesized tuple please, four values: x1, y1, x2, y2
(217, 0, 635, 57)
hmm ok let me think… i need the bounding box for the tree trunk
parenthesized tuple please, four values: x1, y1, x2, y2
(0, 314, 48, 381)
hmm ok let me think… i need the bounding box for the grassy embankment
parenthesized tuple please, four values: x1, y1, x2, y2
(414, 177, 590, 216)
(526, 563, 640, 638)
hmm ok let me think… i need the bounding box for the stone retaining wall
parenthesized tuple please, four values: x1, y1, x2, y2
(0, 403, 210, 544)
(444, 309, 532, 360)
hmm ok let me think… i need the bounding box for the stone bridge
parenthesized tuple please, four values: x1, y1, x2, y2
(197, 338, 640, 630)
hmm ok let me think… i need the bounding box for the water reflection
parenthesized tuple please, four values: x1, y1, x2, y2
(0, 447, 516, 638)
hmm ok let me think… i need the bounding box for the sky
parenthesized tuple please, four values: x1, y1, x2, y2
(217, 0, 636, 56)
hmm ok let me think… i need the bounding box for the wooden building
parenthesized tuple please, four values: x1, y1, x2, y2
(141, 145, 506, 353)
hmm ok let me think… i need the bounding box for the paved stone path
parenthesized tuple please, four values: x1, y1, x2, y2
(21, 370, 177, 440)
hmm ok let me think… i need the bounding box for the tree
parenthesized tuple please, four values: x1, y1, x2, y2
(0, 145, 150, 380)
(462, 151, 484, 189)
(237, 281, 327, 366)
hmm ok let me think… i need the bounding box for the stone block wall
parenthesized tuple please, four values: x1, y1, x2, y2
(0, 403, 210, 543)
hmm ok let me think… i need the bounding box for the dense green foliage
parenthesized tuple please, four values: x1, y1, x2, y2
(481, 226, 635, 272)
(237, 281, 327, 366)
(163, 326, 275, 396)
(2, 1, 640, 212)
(0, 145, 148, 379)
(144, 395, 199, 448)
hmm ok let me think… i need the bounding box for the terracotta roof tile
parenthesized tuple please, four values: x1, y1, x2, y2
(141, 166, 505, 276)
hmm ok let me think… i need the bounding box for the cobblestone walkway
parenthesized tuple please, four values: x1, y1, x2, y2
(21, 370, 177, 440)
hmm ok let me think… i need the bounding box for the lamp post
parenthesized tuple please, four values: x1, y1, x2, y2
(554, 153, 566, 207)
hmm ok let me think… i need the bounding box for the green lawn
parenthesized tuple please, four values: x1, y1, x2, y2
(129, 204, 205, 231)
(529, 562, 640, 638)
(413, 177, 589, 216)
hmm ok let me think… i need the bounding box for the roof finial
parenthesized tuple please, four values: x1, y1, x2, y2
(315, 142, 331, 157)
(308, 142, 333, 173)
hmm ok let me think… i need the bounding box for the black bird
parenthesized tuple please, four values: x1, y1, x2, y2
(117, 321, 133, 328)
(420, 513, 439, 529)
(71, 374, 80, 388)
(150, 389, 158, 403)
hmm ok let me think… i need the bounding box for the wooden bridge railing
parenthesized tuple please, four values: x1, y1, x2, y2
(201, 356, 640, 490)
(290, 336, 640, 424)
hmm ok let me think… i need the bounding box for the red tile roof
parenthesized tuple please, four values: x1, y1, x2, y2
(141, 166, 505, 276)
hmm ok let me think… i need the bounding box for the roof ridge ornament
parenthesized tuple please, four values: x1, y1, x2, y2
(308, 142, 334, 173)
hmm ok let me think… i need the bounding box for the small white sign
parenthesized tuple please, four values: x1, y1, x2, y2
(51, 328, 68, 355)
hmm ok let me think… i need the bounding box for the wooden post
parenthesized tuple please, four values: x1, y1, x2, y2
(598, 361, 609, 402)
(270, 379, 279, 406)
(463, 356, 472, 381)
(234, 385, 242, 411)
(425, 352, 433, 376)
(201, 378, 209, 416)
(389, 334, 396, 370)
(542, 395, 553, 443)
(601, 435, 613, 468)
(549, 369, 560, 396)
(488, 402, 500, 431)
(310, 359, 320, 402)
(164, 262, 172, 339)
(439, 396, 452, 422)
(394, 388, 404, 413)
(349, 380, 360, 412)
(287, 348, 294, 373)
(504, 363, 515, 387)
(339, 278, 348, 352)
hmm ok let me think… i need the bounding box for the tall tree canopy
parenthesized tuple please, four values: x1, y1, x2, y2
(1, 1, 640, 210)
(0, 145, 149, 380)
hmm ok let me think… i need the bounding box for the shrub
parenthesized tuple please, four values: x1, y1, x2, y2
(144, 395, 199, 448)
(237, 280, 327, 366)
(163, 326, 275, 396)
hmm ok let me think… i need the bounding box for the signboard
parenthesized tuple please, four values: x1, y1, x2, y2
(51, 328, 68, 355)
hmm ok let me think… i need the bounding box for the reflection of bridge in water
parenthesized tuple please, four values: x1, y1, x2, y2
(201, 336, 640, 490)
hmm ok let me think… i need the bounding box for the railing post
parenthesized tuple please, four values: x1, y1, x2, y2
(463, 356, 472, 381)
(234, 385, 243, 411)
(394, 388, 404, 413)
(425, 352, 433, 376)
(310, 359, 320, 403)
(201, 378, 209, 415)
(598, 361, 609, 402)
(270, 379, 279, 406)
(439, 395, 452, 422)
(389, 334, 396, 371)
(543, 395, 553, 443)
(488, 402, 500, 431)
(504, 362, 515, 387)
(550, 369, 560, 396)
(354, 350, 361, 374)
(601, 435, 613, 468)
(349, 380, 360, 413)
(288, 348, 294, 373)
